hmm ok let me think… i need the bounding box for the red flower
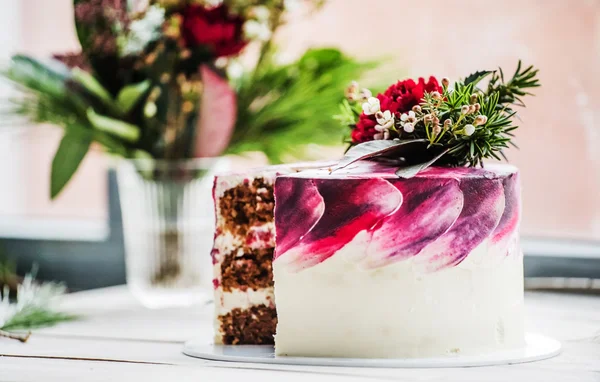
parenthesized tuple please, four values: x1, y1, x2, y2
(351, 113, 378, 143)
(181, 4, 247, 58)
(381, 76, 442, 116)
(350, 76, 441, 144)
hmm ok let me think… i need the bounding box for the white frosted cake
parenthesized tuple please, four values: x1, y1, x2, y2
(273, 161, 524, 358)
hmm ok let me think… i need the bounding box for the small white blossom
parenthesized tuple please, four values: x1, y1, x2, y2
(345, 81, 359, 100)
(400, 113, 409, 122)
(226, 60, 245, 80)
(362, 97, 380, 115)
(464, 124, 476, 136)
(251, 5, 270, 21)
(403, 123, 415, 133)
(359, 88, 372, 100)
(375, 110, 394, 131)
(244, 20, 272, 41)
(121, 5, 165, 55)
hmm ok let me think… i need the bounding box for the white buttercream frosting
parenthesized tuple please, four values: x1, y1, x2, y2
(274, 235, 524, 358)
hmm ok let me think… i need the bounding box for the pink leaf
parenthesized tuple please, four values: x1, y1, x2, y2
(194, 65, 236, 158)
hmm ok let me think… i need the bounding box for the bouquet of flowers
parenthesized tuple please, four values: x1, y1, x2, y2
(335, 61, 540, 175)
(2, 0, 373, 197)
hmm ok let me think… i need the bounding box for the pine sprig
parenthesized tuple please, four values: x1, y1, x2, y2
(0, 270, 78, 342)
(1, 307, 77, 332)
(487, 60, 540, 107)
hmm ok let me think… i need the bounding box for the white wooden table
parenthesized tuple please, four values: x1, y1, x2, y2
(1, 286, 599, 382)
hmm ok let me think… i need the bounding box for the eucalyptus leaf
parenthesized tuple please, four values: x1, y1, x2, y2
(86, 108, 140, 142)
(334, 139, 427, 171)
(395, 149, 449, 179)
(117, 80, 151, 114)
(72, 68, 113, 105)
(50, 131, 92, 199)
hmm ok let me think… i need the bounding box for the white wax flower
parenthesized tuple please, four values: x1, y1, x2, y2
(121, 5, 165, 55)
(362, 97, 380, 115)
(375, 110, 394, 130)
(464, 124, 476, 136)
(252, 6, 270, 21)
(243, 20, 272, 41)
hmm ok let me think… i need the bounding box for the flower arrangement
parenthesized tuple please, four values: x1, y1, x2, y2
(336, 61, 540, 176)
(3, 0, 371, 197)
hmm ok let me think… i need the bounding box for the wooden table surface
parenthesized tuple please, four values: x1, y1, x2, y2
(1, 286, 599, 382)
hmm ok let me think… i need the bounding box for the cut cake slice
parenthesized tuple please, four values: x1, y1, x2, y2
(211, 161, 331, 345)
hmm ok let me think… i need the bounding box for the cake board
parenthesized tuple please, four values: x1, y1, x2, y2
(182, 333, 560, 368)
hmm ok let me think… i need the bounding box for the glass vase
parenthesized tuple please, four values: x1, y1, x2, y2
(116, 158, 222, 308)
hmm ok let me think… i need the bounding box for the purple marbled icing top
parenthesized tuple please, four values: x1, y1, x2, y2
(274, 161, 521, 272)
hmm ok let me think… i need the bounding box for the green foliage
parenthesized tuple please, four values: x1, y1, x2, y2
(2, 56, 152, 198)
(51, 131, 92, 199)
(227, 48, 378, 163)
(2, 308, 77, 331)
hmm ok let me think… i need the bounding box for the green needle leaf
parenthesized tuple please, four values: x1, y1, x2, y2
(50, 131, 91, 199)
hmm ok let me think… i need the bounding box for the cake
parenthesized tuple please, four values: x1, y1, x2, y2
(211, 162, 331, 345)
(273, 161, 523, 358)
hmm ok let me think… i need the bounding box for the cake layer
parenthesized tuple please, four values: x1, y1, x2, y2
(211, 161, 332, 345)
(273, 162, 524, 358)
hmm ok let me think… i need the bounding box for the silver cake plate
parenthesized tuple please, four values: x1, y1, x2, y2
(182, 333, 561, 368)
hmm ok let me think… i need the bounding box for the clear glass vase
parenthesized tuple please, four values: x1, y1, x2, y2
(116, 158, 222, 308)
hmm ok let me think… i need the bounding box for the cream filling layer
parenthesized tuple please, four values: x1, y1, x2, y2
(214, 287, 275, 316)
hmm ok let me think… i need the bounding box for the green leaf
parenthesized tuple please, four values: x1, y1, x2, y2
(6, 55, 70, 98)
(50, 131, 92, 199)
(464, 70, 492, 87)
(116, 80, 151, 114)
(72, 68, 113, 104)
(334, 139, 428, 171)
(395, 149, 449, 178)
(86, 108, 140, 142)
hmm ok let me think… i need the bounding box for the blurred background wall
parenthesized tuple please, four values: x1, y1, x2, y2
(1, 0, 599, 252)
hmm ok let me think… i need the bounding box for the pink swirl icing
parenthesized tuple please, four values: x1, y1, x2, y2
(274, 163, 520, 272)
